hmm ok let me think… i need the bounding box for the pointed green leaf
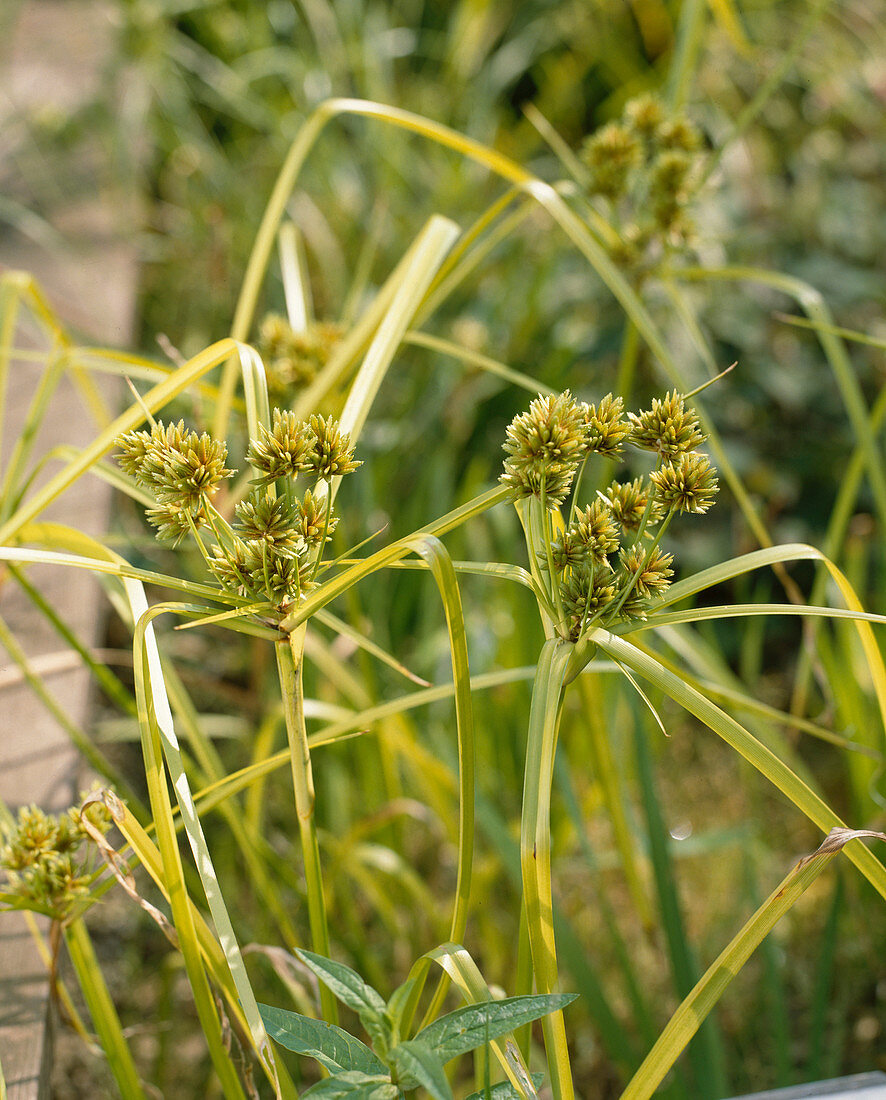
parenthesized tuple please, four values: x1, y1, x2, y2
(301, 1071, 400, 1099)
(258, 1004, 386, 1075)
(389, 1040, 452, 1100)
(464, 1074, 545, 1100)
(295, 950, 390, 1047)
(414, 995, 578, 1065)
(386, 978, 418, 1035)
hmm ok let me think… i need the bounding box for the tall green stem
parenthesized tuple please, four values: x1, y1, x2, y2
(276, 626, 338, 1024)
(63, 917, 148, 1100)
(520, 639, 575, 1100)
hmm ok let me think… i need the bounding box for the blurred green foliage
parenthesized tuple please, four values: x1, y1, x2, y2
(4, 1, 886, 1096)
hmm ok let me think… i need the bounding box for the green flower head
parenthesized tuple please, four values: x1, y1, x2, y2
(650, 451, 719, 514)
(581, 393, 631, 458)
(561, 565, 617, 641)
(296, 488, 338, 547)
(117, 420, 232, 512)
(234, 489, 304, 557)
(208, 537, 314, 608)
(247, 408, 314, 485)
(258, 314, 343, 398)
(306, 415, 361, 479)
(618, 543, 674, 598)
(1, 800, 110, 922)
(501, 391, 588, 506)
(628, 391, 705, 457)
(603, 477, 663, 533)
(581, 122, 642, 200)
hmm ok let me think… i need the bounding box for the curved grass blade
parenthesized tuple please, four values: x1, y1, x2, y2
(674, 265, 886, 530)
(636, 543, 886, 762)
(279, 485, 510, 633)
(403, 331, 556, 397)
(589, 631, 886, 901)
(293, 223, 437, 421)
(2, 533, 254, 608)
(239, 341, 270, 444)
(0, 337, 256, 547)
(63, 917, 148, 1100)
(0, 343, 65, 521)
(636, 602, 886, 630)
(631, 701, 727, 1097)
(398, 534, 476, 1022)
(129, 605, 248, 1098)
(315, 607, 430, 687)
(279, 221, 312, 333)
(408, 943, 538, 1099)
(619, 828, 886, 1100)
(335, 217, 459, 455)
(129, 588, 285, 1093)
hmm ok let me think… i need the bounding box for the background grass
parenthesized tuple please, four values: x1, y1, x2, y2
(2, 1, 886, 1097)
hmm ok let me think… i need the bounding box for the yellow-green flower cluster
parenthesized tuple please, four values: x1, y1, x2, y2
(0, 802, 111, 922)
(116, 408, 360, 614)
(257, 314, 343, 402)
(580, 94, 705, 277)
(501, 388, 717, 639)
(117, 420, 233, 545)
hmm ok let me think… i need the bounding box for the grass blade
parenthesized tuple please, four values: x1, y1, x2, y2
(63, 917, 148, 1100)
(619, 829, 886, 1099)
(591, 631, 886, 901)
(520, 638, 575, 1099)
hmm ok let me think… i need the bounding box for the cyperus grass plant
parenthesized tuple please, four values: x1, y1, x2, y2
(115, 403, 363, 1028)
(492, 386, 886, 1099)
(3, 27, 886, 1089)
(0, 799, 148, 1099)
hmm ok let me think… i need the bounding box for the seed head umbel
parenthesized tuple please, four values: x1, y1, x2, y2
(258, 314, 343, 399)
(570, 500, 621, 563)
(1, 801, 111, 922)
(234, 489, 304, 557)
(581, 122, 642, 200)
(117, 420, 232, 511)
(624, 94, 665, 140)
(561, 565, 617, 640)
(208, 537, 314, 608)
(296, 489, 338, 546)
(657, 115, 702, 153)
(618, 544, 674, 597)
(145, 502, 199, 545)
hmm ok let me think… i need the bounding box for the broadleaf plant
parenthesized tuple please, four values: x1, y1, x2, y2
(259, 947, 576, 1097)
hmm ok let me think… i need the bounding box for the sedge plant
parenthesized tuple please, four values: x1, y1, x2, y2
(3, 52, 886, 1094)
